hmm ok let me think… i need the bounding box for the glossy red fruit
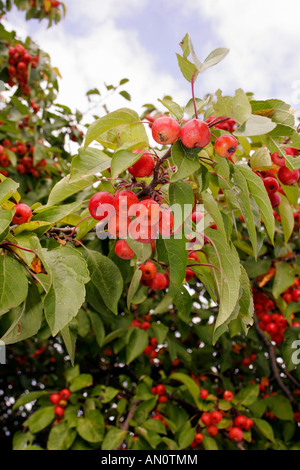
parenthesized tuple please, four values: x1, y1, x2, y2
(128, 150, 155, 177)
(54, 405, 65, 418)
(180, 119, 211, 149)
(210, 410, 222, 424)
(158, 208, 174, 236)
(265, 322, 278, 335)
(133, 198, 161, 226)
(151, 116, 180, 145)
(263, 177, 279, 194)
(234, 415, 247, 429)
(201, 412, 211, 426)
(199, 389, 209, 400)
(108, 214, 131, 238)
(271, 151, 286, 167)
(278, 166, 300, 186)
(114, 239, 135, 260)
(59, 389, 71, 400)
(158, 395, 168, 403)
(150, 272, 168, 291)
(206, 424, 218, 437)
(88, 192, 115, 221)
(185, 268, 194, 281)
(228, 427, 243, 442)
(269, 191, 281, 209)
(114, 190, 139, 217)
(214, 134, 238, 158)
(156, 384, 166, 395)
(49, 393, 61, 405)
(129, 218, 157, 243)
(194, 432, 204, 444)
(292, 289, 300, 302)
(140, 260, 157, 280)
(12, 203, 32, 225)
(223, 390, 234, 401)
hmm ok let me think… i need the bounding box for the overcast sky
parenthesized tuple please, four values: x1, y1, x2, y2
(3, 0, 300, 122)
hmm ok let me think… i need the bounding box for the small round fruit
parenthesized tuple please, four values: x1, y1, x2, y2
(200, 412, 211, 426)
(271, 151, 286, 167)
(49, 393, 61, 405)
(150, 272, 168, 291)
(206, 424, 218, 437)
(158, 208, 174, 237)
(54, 405, 65, 418)
(151, 116, 180, 145)
(199, 389, 209, 400)
(114, 190, 139, 218)
(278, 166, 300, 186)
(133, 198, 161, 226)
(228, 426, 243, 442)
(128, 150, 155, 177)
(210, 410, 222, 424)
(140, 260, 157, 281)
(234, 415, 247, 429)
(88, 192, 115, 221)
(60, 389, 71, 400)
(129, 218, 158, 244)
(114, 239, 135, 260)
(194, 432, 204, 444)
(223, 390, 234, 401)
(180, 119, 211, 149)
(214, 134, 238, 158)
(269, 191, 281, 209)
(158, 395, 168, 403)
(156, 384, 166, 395)
(263, 176, 279, 194)
(185, 268, 194, 281)
(12, 203, 32, 225)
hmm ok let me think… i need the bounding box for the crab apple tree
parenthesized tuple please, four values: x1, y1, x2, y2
(0, 21, 300, 453)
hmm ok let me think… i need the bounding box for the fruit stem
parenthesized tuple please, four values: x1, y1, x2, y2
(191, 71, 198, 119)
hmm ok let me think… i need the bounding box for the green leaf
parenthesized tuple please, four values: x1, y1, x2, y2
(279, 194, 294, 243)
(110, 145, 146, 179)
(47, 174, 98, 205)
(47, 422, 77, 450)
(235, 384, 259, 406)
(264, 395, 294, 421)
(0, 209, 13, 238)
(232, 166, 257, 255)
(84, 108, 148, 150)
(237, 164, 275, 243)
(127, 268, 142, 309)
(158, 98, 184, 121)
(82, 249, 123, 315)
(250, 147, 272, 170)
(0, 177, 19, 205)
(27, 406, 55, 434)
(38, 246, 89, 336)
(176, 54, 198, 83)
(77, 410, 105, 443)
(61, 319, 78, 366)
(102, 428, 127, 450)
(234, 114, 277, 136)
(253, 418, 275, 442)
(169, 372, 201, 408)
(171, 140, 200, 182)
(126, 327, 149, 364)
(1, 283, 43, 344)
(0, 256, 28, 316)
(213, 89, 251, 125)
(202, 435, 219, 450)
(272, 262, 295, 299)
(70, 374, 93, 392)
(13, 391, 49, 411)
(70, 148, 111, 182)
(178, 423, 196, 449)
(169, 180, 194, 231)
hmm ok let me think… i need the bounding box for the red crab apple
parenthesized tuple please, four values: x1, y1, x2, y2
(150, 272, 168, 290)
(54, 405, 65, 418)
(214, 134, 238, 158)
(128, 150, 155, 178)
(12, 203, 32, 225)
(49, 393, 61, 405)
(140, 260, 157, 280)
(278, 166, 300, 186)
(114, 239, 135, 260)
(88, 192, 115, 221)
(114, 190, 139, 217)
(228, 427, 243, 442)
(263, 177, 279, 194)
(180, 119, 211, 149)
(151, 116, 180, 145)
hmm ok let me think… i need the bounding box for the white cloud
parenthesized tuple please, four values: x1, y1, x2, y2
(182, 0, 300, 110)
